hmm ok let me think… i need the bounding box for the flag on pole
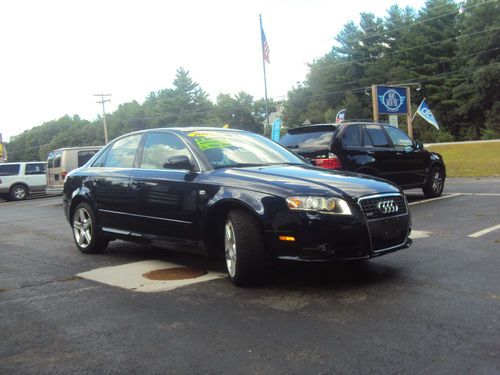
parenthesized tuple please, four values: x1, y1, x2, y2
(415, 99, 439, 130)
(335, 109, 346, 123)
(261, 23, 270, 64)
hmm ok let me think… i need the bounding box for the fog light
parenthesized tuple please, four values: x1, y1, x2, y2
(279, 235, 295, 242)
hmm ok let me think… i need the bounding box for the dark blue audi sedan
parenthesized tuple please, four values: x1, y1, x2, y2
(63, 128, 412, 285)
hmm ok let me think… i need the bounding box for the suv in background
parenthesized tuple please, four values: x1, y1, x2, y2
(0, 162, 47, 201)
(46, 146, 102, 195)
(280, 122, 446, 198)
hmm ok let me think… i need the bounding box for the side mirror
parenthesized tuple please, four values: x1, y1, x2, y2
(163, 155, 194, 171)
(415, 141, 424, 150)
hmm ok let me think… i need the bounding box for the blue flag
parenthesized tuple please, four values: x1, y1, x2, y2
(271, 118, 281, 142)
(416, 99, 439, 130)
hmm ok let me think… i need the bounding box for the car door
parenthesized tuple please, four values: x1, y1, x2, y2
(335, 124, 367, 171)
(362, 124, 400, 182)
(87, 134, 143, 232)
(383, 126, 428, 186)
(24, 163, 47, 192)
(129, 131, 201, 249)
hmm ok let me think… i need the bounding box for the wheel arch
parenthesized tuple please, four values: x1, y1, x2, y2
(68, 194, 96, 225)
(203, 199, 268, 258)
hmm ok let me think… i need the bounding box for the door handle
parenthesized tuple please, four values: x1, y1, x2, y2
(130, 180, 145, 190)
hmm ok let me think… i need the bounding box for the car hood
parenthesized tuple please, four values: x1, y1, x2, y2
(204, 165, 400, 200)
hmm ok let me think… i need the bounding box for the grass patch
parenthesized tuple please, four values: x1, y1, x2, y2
(427, 141, 500, 177)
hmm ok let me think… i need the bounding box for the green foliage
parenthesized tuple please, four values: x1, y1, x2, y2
(283, 0, 499, 139)
(6, 68, 270, 161)
(5, 1, 499, 162)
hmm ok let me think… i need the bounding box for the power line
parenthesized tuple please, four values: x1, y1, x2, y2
(335, 0, 494, 47)
(302, 25, 500, 77)
(6, 59, 499, 156)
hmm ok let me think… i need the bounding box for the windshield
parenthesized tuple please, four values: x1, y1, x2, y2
(186, 130, 305, 168)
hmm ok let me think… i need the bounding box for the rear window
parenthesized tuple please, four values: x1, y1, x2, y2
(0, 164, 20, 176)
(53, 152, 62, 168)
(78, 150, 99, 167)
(280, 131, 334, 150)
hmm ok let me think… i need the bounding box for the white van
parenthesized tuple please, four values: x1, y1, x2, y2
(46, 146, 102, 195)
(0, 162, 47, 200)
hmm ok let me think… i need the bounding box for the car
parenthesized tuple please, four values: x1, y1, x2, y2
(46, 146, 102, 195)
(0, 161, 47, 201)
(63, 128, 412, 285)
(279, 123, 446, 198)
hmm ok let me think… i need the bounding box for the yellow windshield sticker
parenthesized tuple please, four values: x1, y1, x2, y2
(194, 137, 232, 150)
(187, 131, 211, 137)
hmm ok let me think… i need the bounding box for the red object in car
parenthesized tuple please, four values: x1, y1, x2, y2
(313, 153, 342, 169)
(61, 171, 68, 180)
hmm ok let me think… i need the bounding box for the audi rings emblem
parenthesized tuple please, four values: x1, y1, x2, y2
(377, 200, 399, 214)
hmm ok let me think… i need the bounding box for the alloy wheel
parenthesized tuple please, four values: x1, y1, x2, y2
(432, 169, 443, 193)
(14, 187, 26, 200)
(73, 207, 93, 249)
(224, 220, 237, 277)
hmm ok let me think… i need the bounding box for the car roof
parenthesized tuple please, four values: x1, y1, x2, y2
(0, 161, 45, 164)
(50, 146, 103, 152)
(286, 122, 390, 134)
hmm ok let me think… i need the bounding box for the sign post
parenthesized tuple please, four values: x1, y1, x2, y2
(372, 85, 413, 137)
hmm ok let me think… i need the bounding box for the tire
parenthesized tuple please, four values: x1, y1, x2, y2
(10, 184, 28, 201)
(224, 210, 266, 286)
(423, 166, 445, 198)
(72, 202, 108, 254)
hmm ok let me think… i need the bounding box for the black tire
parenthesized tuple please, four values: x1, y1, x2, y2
(72, 202, 108, 254)
(224, 210, 266, 286)
(10, 184, 28, 201)
(423, 166, 445, 198)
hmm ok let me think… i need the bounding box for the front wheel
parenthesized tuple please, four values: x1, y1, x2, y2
(224, 210, 266, 286)
(72, 202, 108, 254)
(423, 166, 445, 198)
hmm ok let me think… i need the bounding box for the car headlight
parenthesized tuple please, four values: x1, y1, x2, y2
(286, 196, 352, 215)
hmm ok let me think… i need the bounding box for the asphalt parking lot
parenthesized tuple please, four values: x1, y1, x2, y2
(1, 178, 499, 374)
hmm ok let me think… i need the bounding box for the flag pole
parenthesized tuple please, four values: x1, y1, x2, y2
(411, 98, 425, 122)
(260, 14, 270, 136)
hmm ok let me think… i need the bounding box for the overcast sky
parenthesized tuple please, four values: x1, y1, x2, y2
(0, 0, 425, 141)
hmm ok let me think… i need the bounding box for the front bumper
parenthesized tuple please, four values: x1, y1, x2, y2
(265, 195, 411, 261)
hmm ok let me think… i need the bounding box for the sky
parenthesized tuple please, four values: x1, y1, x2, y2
(0, 0, 426, 142)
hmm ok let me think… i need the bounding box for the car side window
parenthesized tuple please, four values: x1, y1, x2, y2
(140, 132, 193, 169)
(341, 126, 361, 147)
(0, 164, 20, 176)
(104, 135, 142, 168)
(384, 126, 414, 148)
(364, 125, 391, 147)
(25, 163, 46, 175)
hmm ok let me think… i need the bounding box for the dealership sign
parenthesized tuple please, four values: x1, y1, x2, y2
(375, 86, 408, 115)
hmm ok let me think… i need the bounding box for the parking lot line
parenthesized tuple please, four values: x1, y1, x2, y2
(408, 193, 462, 206)
(468, 224, 500, 238)
(457, 193, 500, 196)
(410, 230, 431, 239)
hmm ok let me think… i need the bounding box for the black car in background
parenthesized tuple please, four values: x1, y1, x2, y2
(63, 128, 412, 285)
(280, 123, 446, 198)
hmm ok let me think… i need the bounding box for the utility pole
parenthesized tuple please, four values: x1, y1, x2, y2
(94, 93, 111, 144)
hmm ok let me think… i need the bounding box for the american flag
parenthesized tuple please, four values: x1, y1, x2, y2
(261, 24, 270, 64)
